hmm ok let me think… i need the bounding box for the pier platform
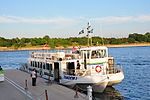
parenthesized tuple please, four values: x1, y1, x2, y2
(0, 69, 86, 100)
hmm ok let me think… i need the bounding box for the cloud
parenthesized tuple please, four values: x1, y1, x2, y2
(0, 16, 78, 26)
(136, 15, 150, 22)
(92, 16, 133, 24)
(92, 15, 150, 24)
(0, 15, 150, 25)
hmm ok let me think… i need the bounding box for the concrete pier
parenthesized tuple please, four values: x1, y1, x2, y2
(0, 69, 86, 100)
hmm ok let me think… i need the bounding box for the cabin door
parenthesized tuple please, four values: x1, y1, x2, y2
(67, 62, 75, 75)
(54, 62, 60, 82)
(82, 51, 87, 69)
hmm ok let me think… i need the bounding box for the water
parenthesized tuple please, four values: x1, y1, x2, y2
(0, 50, 29, 69)
(0, 47, 150, 100)
(108, 47, 150, 100)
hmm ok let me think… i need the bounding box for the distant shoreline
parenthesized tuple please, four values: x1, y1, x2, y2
(0, 43, 150, 51)
(105, 43, 150, 48)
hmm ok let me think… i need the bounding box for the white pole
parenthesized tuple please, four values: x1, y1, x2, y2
(87, 85, 92, 100)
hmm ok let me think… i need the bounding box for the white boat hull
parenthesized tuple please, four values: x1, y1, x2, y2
(60, 75, 108, 93)
(107, 71, 124, 86)
(92, 80, 108, 93)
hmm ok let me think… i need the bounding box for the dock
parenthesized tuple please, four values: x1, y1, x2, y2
(0, 69, 86, 100)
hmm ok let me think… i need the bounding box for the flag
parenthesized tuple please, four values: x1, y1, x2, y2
(88, 29, 93, 33)
(79, 29, 84, 35)
(87, 22, 91, 30)
(87, 25, 91, 30)
(72, 46, 77, 53)
(87, 22, 90, 26)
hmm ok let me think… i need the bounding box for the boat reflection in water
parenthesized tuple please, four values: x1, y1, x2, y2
(93, 87, 124, 100)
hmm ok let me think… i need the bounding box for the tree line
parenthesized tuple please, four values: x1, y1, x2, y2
(0, 32, 150, 49)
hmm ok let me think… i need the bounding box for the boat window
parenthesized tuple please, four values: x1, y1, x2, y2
(30, 61, 33, 66)
(46, 63, 49, 70)
(91, 49, 107, 58)
(43, 63, 45, 69)
(91, 50, 98, 58)
(37, 62, 39, 68)
(46, 63, 52, 70)
(99, 49, 106, 58)
(87, 50, 90, 59)
(35, 62, 37, 67)
(81, 50, 90, 59)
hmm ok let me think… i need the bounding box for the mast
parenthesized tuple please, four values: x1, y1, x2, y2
(87, 22, 93, 46)
(79, 22, 93, 46)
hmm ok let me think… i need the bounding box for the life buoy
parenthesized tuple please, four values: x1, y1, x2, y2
(95, 66, 102, 73)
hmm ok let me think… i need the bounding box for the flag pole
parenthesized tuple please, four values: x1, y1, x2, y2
(87, 22, 90, 47)
(87, 22, 92, 47)
(79, 22, 93, 47)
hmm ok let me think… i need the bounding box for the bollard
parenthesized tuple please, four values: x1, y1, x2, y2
(45, 90, 48, 100)
(74, 85, 79, 98)
(25, 79, 28, 90)
(87, 85, 92, 100)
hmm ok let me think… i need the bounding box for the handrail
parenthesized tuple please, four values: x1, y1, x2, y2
(107, 64, 123, 74)
(75, 69, 91, 76)
(63, 69, 91, 76)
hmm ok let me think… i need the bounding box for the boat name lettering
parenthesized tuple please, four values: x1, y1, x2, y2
(64, 75, 77, 80)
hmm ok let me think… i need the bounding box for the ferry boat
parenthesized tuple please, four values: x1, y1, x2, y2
(28, 46, 109, 92)
(27, 23, 124, 92)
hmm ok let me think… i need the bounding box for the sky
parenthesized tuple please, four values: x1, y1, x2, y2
(0, 0, 150, 39)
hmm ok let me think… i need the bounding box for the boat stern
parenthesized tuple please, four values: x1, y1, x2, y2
(107, 71, 124, 86)
(92, 77, 109, 93)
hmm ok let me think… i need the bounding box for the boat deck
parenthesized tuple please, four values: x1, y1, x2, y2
(0, 69, 86, 100)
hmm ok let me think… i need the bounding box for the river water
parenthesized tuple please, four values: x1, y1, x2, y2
(0, 47, 150, 100)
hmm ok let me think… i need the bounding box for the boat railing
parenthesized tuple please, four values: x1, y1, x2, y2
(30, 51, 80, 61)
(116, 65, 124, 73)
(65, 54, 80, 60)
(107, 64, 123, 74)
(64, 69, 91, 76)
(75, 69, 91, 76)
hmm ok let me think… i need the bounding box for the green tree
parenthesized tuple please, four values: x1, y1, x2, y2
(145, 32, 150, 42)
